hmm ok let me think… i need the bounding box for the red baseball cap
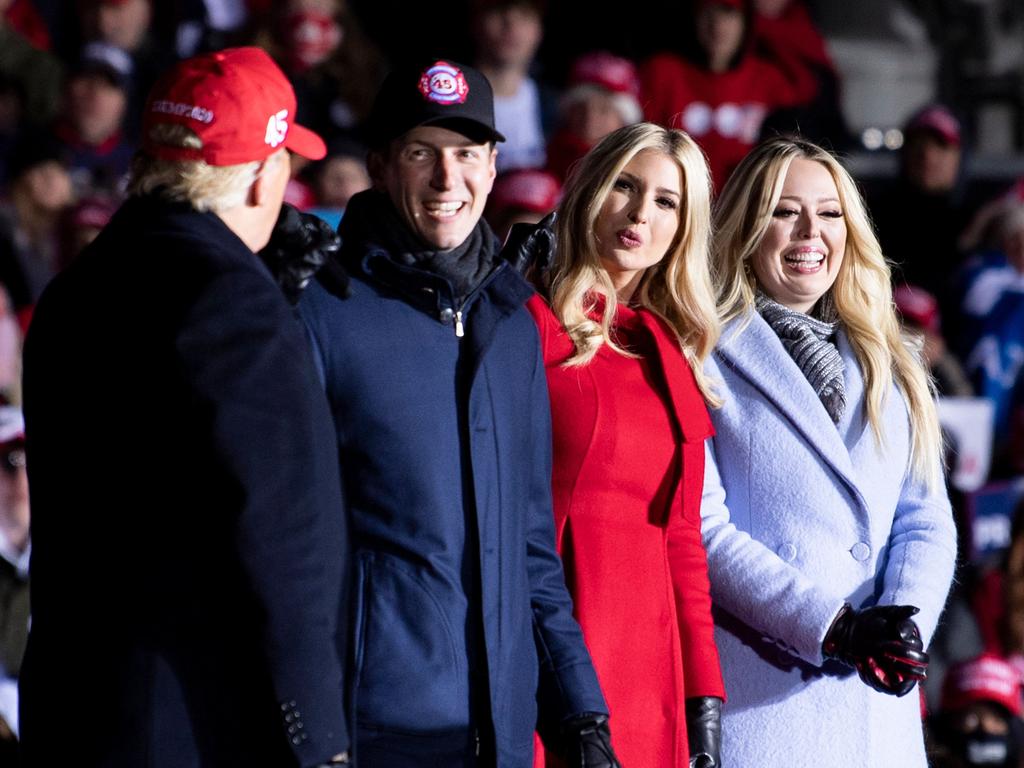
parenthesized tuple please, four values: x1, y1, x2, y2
(943, 654, 1024, 717)
(893, 284, 940, 334)
(904, 104, 961, 147)
(141, 46, 326, 166)
(491, 169, 561, 214)
(568, 52, 640, 98)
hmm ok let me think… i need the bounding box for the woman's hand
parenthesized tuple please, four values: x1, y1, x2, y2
(822, 604, 929, 696)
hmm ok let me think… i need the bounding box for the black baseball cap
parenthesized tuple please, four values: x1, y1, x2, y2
(367, 59, 506, 149)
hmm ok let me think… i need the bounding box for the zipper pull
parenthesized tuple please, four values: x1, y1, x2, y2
(475, 728, 481, 757)
(454, 310, 464, 338)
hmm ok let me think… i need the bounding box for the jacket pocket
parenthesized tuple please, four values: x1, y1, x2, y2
(354, 553, 470, 733)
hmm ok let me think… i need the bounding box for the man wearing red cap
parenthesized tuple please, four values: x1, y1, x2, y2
(19, 47, 351, 768)
(930, 654, 1024, 767)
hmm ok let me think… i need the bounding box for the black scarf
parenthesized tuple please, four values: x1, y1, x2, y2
(340, 189, 499, 303)
(756, 292, 847, 424)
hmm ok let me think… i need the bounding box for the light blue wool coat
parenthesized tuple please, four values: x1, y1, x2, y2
(701, 310, 957, 768)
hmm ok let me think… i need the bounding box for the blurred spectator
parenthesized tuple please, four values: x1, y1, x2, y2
(545, 50, 641, 182)
(639, 0, 817, 191)
(0, 289, 21, 404)
(60, 192, 116, 266)
(3, 0, 51, 51)
(928, 654, 1024, 768)
(253, 0, 386, 141)
(472, 0, 552, 171)
(753, 0, 851, 149)
(895, 283, 973, 397)
(75, 0, 172, 131)
(969, 499, 1024, 667)
(51, 41, 135, 196)
(961, 178, 1024, 256)
(173, 0, 250, 58)
(484, 167, 560, 241)
(0, 135, 74, 312)
(305, 135, 369, 228)
(957, 204, 1024, 476)
(0, 0, 63, 147)
(873, 104, 971, 308)
(0, 405, 27, 754)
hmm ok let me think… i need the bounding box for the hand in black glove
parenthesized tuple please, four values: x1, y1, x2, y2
(686, 696, 722, 768)
(500, 210, 557, 275)
(259, 203, 347, 304)
(823, 604, 929, 696)
(562, 712, 622, 768)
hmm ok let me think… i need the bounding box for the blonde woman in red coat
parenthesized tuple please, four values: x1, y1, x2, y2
(525, 122, 725, 768)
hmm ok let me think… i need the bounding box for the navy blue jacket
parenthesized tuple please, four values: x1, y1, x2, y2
(299, 233, 606, 766)
(20, 195, 350, 767)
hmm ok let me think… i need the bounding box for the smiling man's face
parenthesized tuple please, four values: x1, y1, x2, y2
(373, 125, 497, 250)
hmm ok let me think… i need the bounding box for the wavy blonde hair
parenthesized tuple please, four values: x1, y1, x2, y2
(539, 122, 720, 403)
(713, 135, 943, 489)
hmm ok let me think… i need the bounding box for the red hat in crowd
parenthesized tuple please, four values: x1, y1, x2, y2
(563, 51, 643, 127)
(568, 51, 641, 99)
(141, 46, 327, 166)
(490, 169, 562, 215)
(942, 655, 1024, 717)
(893, 284, 941, 334)
(904, 104, 962, 147)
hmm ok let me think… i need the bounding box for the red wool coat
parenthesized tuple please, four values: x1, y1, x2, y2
(528, 295, 724, 767)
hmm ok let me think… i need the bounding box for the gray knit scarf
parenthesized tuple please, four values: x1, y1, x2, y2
(756, 292, 847, 423)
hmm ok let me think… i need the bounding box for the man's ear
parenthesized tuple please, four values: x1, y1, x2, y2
(249, 159, 270, 207)
(367, 150, 387, 190)
(485, 146, 498, 190)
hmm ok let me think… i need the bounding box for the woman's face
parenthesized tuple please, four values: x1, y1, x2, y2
(751, 157, 846, 313)
(564, 90, 627, 145)
(594, 149, 682, 300)
(696, 3, 746, 72)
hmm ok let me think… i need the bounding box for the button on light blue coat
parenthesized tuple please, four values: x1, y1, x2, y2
(700, 311, 957, 767)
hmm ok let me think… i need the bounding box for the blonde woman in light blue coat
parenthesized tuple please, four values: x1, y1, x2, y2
(700, 136, 957, 767)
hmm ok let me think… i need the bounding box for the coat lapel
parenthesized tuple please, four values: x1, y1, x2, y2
(639, 311, 714, 443)
(716, 312, 870, 512)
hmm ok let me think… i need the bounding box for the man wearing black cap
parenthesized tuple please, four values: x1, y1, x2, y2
(298, 59, 617, 767)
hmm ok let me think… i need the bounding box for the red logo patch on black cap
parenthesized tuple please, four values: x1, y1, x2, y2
(418, 61, 469, 105)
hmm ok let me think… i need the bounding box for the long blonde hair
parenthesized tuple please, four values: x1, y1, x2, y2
(713, 135, 943, 489)
(541, 122, 720, 403)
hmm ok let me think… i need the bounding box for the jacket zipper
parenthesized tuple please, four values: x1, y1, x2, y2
(454, 310, 464, 338)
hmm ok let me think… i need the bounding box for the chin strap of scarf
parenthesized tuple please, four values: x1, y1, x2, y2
(756, 292, 847, 423)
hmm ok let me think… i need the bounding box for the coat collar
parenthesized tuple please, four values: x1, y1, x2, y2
(716, 310, 870, 511)
(636, 310, 714, 444)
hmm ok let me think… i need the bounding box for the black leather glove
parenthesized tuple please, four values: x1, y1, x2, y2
(561, 712, 622, 768)
(259, 204, 346, 304)
(500, 211, 557, 275)
(822, 604, 929, 696)
(686, 696, 722, 768)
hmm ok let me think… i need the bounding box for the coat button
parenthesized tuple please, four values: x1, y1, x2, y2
(850, 542, 871, 561)
(439, 307, 454, 323)
(777, 543, 797, 562)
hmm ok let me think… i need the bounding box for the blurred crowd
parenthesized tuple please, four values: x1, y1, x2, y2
(1, 0, 1024, 764)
